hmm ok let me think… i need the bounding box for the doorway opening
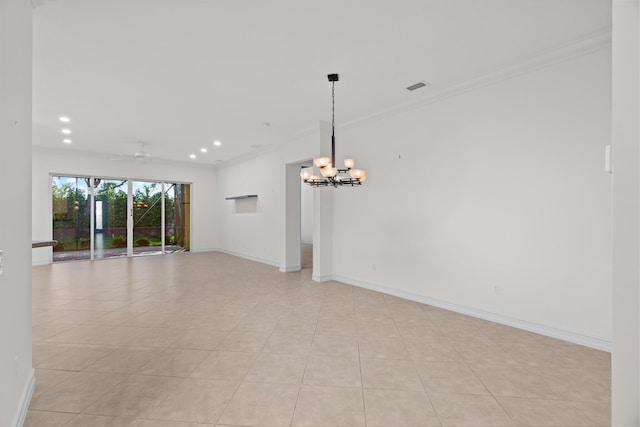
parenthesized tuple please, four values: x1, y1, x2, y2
(300, 163, 313, 270)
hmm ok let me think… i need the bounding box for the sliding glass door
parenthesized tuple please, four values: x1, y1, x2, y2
(132, 181, 162, 256)
(52, 177, 91, 262)
(93, 179, 128, 259)
(52, 175, 190, 262)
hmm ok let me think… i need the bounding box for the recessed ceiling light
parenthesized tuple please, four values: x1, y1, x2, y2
(61, 129, 71, 134)
(213, 140, 222, 147)
(190, 154, 196, 159)
(59, 116, 71, 123)
(63, 139, 72, 144)
(201, 148, 208, 153)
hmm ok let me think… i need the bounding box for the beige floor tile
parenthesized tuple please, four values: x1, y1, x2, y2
(36, 344, 117, 371)
(189, 350, 257, 380)
(32, 342, 76, 366)
(137, 348, 211, 377)
(246, 353, 307, 384)
(218, 382, 299, 426)
(450, 337, 518, 365)
(53, 309, 111, 325)
(311, 334, 359, 357)
(395, 320, 446, 338)
(360, 357, 423, 391)
(303, 355, 361, 387)
(497, 396, 610, 426)
(315, 316, 357, 336)
(31, 253, 610, 427)
(356, 318, 400, 338)
(430, 393, 514, 427)
(403, 337, 463, 362)
(44, 325, 112, 343)
(143, 378, 239, 423)
(537, 367, 611, 403)
(292, 385, 365, 427)
(83, 375, 184, 417)
(363, 388, 440, 427)
(84, 346, 164, 374)
(358, 336, 408, 359)
(24, 410, 76, 427)
(30, 372, 126, 413)
(32, 369, 76, 400)
(275, 314, 318, 334)
(416, 361, 489, 395)
(130, 327, 185, 347)
(217, 331, 271, 352)
(138, 421, 214, 427)
(262, 333, 313, 355)
(64, 414, 142, 426)
(32, 323, 75, 341)
(471, 364, 558, 399)
(170, 328, 228, 350)
(198, 313, 245, 331)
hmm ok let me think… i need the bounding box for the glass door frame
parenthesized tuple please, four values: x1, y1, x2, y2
(50, 173, 191, 261)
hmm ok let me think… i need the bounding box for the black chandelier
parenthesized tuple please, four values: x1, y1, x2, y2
(300, 74, 367, 187)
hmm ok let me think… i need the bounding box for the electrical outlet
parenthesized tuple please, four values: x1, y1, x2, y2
(493, 284, 501, 294)
(0, 250, 4, 275)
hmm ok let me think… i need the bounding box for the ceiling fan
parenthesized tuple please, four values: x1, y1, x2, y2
(112, 142, 152, 164)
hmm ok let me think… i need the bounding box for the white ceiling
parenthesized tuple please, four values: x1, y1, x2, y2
(33, 0, 611, 165)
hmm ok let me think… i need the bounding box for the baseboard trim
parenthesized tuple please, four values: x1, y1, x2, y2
(280, 265, 301, 273)
(301, 240, 313, 245)
(312, 274, 333, 282)
(31, 259, 50, 266)
(332, 274, 611, 352)
(12, 368, 35, 427)
(214, 248, 279, 268)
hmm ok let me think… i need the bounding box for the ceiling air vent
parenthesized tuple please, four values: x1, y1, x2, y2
(406, 81, 428, 91)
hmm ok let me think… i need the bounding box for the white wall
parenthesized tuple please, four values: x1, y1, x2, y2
(333, 49, 612, 345)
(216, 48, 612, 348)
(0, 0, 34, 426)
(217, 135, 316, 266)
(300, 170, 313, 243)
(32, 147, 219, 265)
(611, 0, 639, 425)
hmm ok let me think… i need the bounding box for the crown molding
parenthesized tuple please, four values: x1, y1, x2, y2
(340, 27, 612, 132)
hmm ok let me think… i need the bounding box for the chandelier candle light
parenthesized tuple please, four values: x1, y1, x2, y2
(301, 74, 367, 187)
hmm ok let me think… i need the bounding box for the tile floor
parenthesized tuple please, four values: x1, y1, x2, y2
(28, 252, 611, 427)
